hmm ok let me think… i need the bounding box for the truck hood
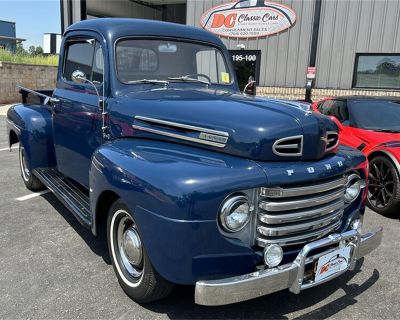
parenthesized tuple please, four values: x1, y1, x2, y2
(109, 88, 338, 161)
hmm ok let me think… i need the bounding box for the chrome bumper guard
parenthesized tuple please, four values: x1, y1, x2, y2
(195, 228, 383, 306)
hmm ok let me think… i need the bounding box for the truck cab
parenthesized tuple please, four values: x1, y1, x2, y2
(6, 18, 382, 306)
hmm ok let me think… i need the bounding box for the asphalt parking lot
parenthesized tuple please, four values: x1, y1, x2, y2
(0, 111, 399, 320)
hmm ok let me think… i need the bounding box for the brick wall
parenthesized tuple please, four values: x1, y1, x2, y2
(257, 86, 400, 102)
(0, 62, 57, 104)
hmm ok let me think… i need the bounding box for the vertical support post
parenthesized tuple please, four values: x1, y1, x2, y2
(306, 0, 322, 102)
(80, 0, 87, 21)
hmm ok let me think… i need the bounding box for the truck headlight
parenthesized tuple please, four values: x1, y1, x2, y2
(219, 195, 250, 232)
(345, 173, 366, 204)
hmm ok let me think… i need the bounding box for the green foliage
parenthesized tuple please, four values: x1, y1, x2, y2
(0, 48, 59, 66)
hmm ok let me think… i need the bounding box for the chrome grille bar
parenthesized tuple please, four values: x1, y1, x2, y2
(259, 188, 344, 212)
(256, 220, 342, 247)
(259, 198, 344, 224)
(257, 210, 343, 237)
(260, 176, 344, 198)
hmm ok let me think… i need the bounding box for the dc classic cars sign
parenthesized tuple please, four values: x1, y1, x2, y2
(200, 0, 297, 38)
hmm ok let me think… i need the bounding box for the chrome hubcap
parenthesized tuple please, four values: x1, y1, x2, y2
(122, 228, 142, 266)
(20, 147, 30, 181)
(117, 215, 143, 278)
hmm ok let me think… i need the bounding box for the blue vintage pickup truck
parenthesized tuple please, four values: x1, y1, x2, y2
(6, 18, 382, 305)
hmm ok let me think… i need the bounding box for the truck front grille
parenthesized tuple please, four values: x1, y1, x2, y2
(256, 176, 345, 247)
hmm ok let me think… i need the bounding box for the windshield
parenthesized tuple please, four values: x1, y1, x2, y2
(116, 39, 232, 86)
(351, 100, 400, 132)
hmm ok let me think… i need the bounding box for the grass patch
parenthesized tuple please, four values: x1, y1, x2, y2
(0, 49, 59, 66)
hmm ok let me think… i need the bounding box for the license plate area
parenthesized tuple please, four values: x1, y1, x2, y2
(314, 246, 351, 282)
(301, 243, 353, 288)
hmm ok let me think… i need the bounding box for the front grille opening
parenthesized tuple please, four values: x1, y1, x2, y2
(273, 135, 303, 157)
(256, 175, 345, 248)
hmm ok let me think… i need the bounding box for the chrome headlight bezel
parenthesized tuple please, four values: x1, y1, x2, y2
(345, 173, 366, 204)
(219, 194, 251, 233)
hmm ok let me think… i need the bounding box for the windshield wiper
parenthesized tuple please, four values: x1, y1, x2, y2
(127, 79, 169, 86)
(168, 76, 210, 86)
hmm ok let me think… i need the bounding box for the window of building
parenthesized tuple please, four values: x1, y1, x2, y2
(353, 54, 400, 89)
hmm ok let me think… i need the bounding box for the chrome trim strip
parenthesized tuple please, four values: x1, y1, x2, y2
(257, 210, 343, 237)
(256, 220, 342, 246)
(325, 131, 339, 152)
(195, 228, 383, 305)
(259, 199, 344, 224)
(6, 119, 21, 134)
(135, 116, 229, 137)
(133, 116, 229, 148)
(259, 188, 344, 212)
(272, 135, 303, 157)
(260, 176, 345, 198)
(132, 125, 226, 148)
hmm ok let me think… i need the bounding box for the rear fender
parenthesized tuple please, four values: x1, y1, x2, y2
(7, 104, 56, 169)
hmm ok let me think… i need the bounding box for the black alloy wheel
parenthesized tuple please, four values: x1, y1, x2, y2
(367, 156, 400, 217)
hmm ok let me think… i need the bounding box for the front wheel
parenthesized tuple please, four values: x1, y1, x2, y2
(19, 145, 45, 191)
(367, 156, 400, 217)
(107, 200, 173, 303)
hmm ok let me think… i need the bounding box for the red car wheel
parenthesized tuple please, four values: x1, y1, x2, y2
(367, 156, 400, 217)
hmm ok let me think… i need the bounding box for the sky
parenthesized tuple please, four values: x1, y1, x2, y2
(0, 0, 61, 49)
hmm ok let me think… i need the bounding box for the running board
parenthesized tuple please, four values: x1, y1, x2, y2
(33, 168, 91, 228)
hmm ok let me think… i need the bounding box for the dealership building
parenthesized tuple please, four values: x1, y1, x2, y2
(60, 0, 400, 100)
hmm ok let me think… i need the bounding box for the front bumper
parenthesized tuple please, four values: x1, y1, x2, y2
(195, 228, 383, 306)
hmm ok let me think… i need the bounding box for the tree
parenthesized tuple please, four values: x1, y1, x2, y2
(35, 46, 43, 55)
(15, 42, 27, 55)
(28, 45, 36, 55)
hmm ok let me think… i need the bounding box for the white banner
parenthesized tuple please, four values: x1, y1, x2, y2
(200, 0, 297, 39)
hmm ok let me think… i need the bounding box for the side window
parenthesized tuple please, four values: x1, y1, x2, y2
(317, 99, 334, 114)
(63, 39, 104, 84)
(196, 49, 230, 84)
(323, 100, 349, 124)
(334, 100, 350, 125)
(92, 42, 104, 83)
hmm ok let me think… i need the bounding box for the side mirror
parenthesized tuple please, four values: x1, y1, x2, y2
(243, 80, 256, 96)
(328, 116, 344, 132)
(71, 70, 87, 84)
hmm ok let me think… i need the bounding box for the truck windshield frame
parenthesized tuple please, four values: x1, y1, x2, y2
(114, 37, 233, 87)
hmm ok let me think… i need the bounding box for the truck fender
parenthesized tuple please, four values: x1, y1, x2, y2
(7, 104, 56, 169)
(89, 139, 267, 284)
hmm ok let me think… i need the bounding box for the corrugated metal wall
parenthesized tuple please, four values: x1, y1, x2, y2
(62, 0, 400, 90)
(187, 0, 400, 90)
(186, 0, 315, 88)
(316, 0, 400, 89)
(87, 0, 161, 20)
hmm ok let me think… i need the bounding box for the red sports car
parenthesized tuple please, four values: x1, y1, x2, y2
(313, 96, 400, 217)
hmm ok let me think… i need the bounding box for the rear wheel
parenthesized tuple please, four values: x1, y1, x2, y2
(19, 145, 45, 191)
(107, 200, 173, 303)
(367, 156, 400, 217)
